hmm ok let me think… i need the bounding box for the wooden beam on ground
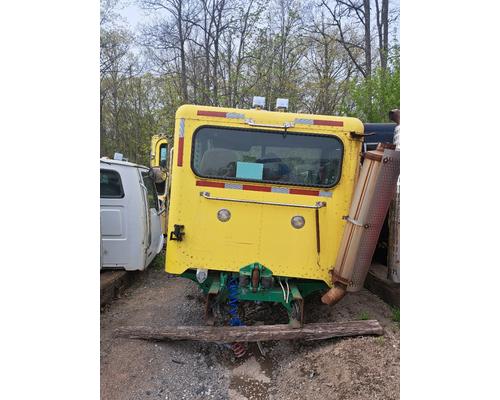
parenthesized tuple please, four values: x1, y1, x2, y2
(100, 271, 138, 307)
(364, 263, 400, 308)
(114, 320, 383, 343)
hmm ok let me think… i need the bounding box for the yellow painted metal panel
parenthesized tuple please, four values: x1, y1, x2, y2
(165, 105, 363, 286)
(150, 135, 169, 168)
(150, 135, 169, 234)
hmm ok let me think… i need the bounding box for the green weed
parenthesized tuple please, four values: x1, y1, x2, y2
(150, 250, 166, 270)
(391, 307, 400, 323)
(358, 311, 370, 320)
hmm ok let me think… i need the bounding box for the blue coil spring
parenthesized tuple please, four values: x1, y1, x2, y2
(227, 276, 246, 357)
(227, 276, 243, 327)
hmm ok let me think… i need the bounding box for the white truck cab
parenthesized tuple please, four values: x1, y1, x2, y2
(100, 158, 164, 271)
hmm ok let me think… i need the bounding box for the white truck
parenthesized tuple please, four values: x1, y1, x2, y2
(100, 158, 164, 271)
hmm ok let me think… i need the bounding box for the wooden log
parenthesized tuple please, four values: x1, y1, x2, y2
(114, 320, 384, 343)
(365, 264, 400, 308)
(387, 190, 400, 283)
(388, 122, 400, 283)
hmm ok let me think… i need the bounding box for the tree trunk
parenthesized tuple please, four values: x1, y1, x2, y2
(177, 1, 188, 103)
(114, 320, 384, 343)
(363, 0, 372, 77)
(381, 0, 389, 70)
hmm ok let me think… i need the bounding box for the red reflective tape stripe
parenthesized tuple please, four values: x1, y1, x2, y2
(242, 184, 272, 192)
(289, 188, 320, 196)
(196, 180, 225, 188)
(197, 110, 227, 118)
(313, 119, 343, 127)
(177, 137, 184, 166)
(196, 180, 322, 196)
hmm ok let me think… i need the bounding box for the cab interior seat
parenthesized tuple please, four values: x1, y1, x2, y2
(199, 148, 240, 177)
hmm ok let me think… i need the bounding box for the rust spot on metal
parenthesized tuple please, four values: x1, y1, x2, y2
(321, 282, 347, 305)
(251, 267, 260, 293)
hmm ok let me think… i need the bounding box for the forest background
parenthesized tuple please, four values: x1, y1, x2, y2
(100, 0, 400, 164)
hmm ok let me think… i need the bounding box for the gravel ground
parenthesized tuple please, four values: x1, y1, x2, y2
(101, 265, 399, 400)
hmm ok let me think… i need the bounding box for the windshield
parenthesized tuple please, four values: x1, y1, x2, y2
(192, 127, 343, 188)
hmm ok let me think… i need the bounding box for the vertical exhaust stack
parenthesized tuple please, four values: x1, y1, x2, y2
(322, 143, 400, 306)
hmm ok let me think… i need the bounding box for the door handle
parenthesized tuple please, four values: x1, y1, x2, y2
(169, 224, 185, 241)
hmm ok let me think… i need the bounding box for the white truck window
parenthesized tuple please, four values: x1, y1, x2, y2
(141, 172, 159, 211)
(100, 169, 124, 198)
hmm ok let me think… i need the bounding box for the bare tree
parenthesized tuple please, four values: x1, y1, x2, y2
(222, 2, 264, 106)
(375, 0, 388, 70)
(183, 0, 236, 105)
(140, 0, 197, 102)
(302, 10, 353, 114)
(100, 0, 119, 26)
(101, 0, 400, 162)
(320, 0, 371, 78)
(251, 0, 305, 110)
(363, 0, 371, 77)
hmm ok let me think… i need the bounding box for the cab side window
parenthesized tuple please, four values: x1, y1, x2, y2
(141, 172, 159, 211)
(100, 169, 124, 198)
(159, 144, 168, 168)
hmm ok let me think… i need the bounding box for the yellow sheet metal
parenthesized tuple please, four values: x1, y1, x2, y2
(165, 104, 363, 285)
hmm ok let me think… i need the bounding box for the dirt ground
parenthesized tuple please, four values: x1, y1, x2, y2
(101, 265, 399, 400)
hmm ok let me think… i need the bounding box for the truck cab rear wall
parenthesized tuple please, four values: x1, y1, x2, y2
(166, 105, 363, 286)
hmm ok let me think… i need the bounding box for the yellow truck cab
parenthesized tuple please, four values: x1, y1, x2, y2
(150, 134, 170, 235)
(165, 101, 364, 325)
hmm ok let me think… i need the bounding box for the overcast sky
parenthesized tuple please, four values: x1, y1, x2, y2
(119, 1, 146, 30)
(118, 0, 400, 39)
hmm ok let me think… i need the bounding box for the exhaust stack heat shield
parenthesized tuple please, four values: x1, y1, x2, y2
(322, 144, 400, 305)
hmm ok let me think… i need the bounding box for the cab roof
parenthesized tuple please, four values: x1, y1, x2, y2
(175, 104, 364, 133)
(100, 157, 148, 170)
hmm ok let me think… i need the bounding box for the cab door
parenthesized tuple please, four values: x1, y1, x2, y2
(140, 170, 164, 267)
(100, 167, 128, 268)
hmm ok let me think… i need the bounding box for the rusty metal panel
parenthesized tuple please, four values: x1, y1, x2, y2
(348, 149, 400, 291)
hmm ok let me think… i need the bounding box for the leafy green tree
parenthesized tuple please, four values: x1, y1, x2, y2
(341, 45, 400, 122)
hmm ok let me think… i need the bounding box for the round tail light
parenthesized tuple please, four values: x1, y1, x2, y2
(217, 208, 231, 222)
(291, 215, 305, 229)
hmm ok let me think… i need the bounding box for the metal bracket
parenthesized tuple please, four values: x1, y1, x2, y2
(289, 284, 304, 328)
(205, 279, 221, 326)
(158, 207, 167, 216)
(342, 215, 370, 229)
(200, 191, 326, 209)
(350, 131, 376, 140)
(330, 270, 352, 286)
(244, 119, 294, 130)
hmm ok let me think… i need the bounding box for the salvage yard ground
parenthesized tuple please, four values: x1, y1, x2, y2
(101, 259, 400, 400)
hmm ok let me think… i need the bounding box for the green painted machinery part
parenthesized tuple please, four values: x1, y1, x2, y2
(179, 267, 328, 307)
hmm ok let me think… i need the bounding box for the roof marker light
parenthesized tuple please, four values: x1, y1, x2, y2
(252, 96, 266, 109)
(276, 98, 289, 112)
